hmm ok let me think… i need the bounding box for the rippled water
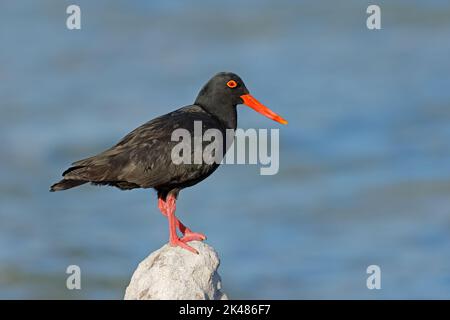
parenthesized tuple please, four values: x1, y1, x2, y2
(1, 0, 450, 299)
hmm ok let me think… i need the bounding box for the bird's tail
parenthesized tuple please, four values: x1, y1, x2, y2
(50, 179, 87, 192)
(51, 155, 111, 192)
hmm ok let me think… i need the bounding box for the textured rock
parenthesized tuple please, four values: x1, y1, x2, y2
(124, 241, 228, 300)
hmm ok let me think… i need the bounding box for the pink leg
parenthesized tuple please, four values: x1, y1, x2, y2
(158, 197, 206, 243)
(160, 195, 205, 254)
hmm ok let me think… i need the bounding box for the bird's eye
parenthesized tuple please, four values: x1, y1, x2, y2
(226, 80, 238, 88)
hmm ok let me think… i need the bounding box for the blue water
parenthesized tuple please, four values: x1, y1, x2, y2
(1, 0, 450, 299)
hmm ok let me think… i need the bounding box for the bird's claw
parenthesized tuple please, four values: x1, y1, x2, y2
(180, 231, 207, 243)
(169, 238, 199, 254)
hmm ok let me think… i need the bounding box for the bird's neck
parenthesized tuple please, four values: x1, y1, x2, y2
(196, 102, 237, 130)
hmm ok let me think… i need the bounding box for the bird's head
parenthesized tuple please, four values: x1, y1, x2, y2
(195, 72, 288, 126)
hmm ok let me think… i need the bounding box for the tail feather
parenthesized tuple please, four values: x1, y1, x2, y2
(51, 153, 119, 191)
(50, 179, 87, 192)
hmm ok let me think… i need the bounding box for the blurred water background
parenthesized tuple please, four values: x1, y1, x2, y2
(1, 0, 450, 299)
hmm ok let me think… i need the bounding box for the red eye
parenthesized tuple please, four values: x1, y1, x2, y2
(226, 80, 237, 88)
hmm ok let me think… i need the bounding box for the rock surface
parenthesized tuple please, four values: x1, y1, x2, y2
(124, 241, 228, 300)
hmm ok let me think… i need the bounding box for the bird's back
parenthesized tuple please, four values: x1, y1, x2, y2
(51, 105, 230, 192)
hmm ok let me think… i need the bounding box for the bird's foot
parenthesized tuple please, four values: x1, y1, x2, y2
(180, 230, 207, 243)
(169, 237, 199, 254)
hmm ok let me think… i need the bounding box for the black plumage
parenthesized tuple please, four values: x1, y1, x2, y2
(51, 73, 245, 195)
(52, 105, 224, 196)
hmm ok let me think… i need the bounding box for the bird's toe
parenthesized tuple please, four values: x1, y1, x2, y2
(180, 231, 206, 243)
(169, 238, 199, 254)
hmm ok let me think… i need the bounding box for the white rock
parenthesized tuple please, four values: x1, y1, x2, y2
(124, 241, 228, 300)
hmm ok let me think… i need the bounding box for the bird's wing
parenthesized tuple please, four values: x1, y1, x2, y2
(64, 105, 222, 188)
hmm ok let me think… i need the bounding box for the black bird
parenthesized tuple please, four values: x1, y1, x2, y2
(51, 72, 287, 253)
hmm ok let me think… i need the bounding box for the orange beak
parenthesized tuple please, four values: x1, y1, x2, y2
(240, 94, 288, 125)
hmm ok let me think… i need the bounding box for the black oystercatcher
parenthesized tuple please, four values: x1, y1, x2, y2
(50, 72, 287, 253)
